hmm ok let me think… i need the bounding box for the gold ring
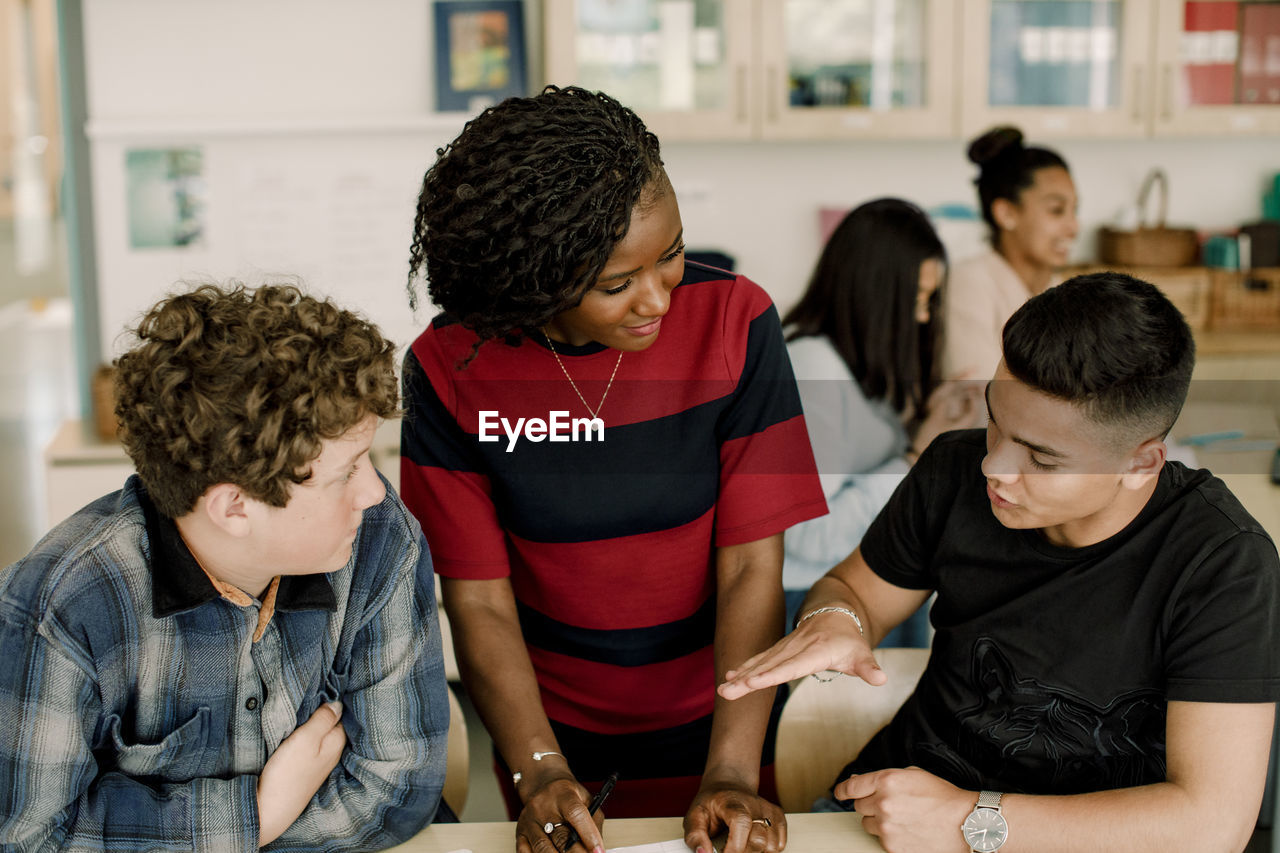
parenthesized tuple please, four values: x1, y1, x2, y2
(543, 821, 563, 834)
(752, 818, 772, 827)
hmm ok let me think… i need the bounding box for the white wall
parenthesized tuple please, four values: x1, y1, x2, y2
(79, 0, 1280, 360)
(664, 136, 1280, 313)
(83, 0, 450, 356)
(83, 1, 434, 120)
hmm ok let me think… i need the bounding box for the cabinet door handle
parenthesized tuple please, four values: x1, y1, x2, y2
(1162, 63, 1174, 121)
(767, 66, 779, 123)
(1131, 66, 1144, 123)
(736, 63, 748, 123)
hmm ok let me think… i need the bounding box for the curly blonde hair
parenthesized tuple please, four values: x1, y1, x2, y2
(114, 282, 399, 518)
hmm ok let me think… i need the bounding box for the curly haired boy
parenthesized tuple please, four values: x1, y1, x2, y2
(0, 283, 449, 851)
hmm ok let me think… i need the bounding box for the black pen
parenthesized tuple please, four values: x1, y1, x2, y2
(561, 770, 619, 852)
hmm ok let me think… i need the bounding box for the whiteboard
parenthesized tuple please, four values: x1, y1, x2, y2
(80, 0, 544, 361)
(88, 122, 462, 359)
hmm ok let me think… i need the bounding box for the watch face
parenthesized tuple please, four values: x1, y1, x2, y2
(962, 807, 1008, 852)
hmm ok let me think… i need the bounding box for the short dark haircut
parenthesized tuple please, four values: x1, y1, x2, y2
(968, 125, 1070, 244)
(782, 198, 946, 416)
(1001, 271, 1195, 443)
(407, 85, 665, 351)
(114, 283, 399, 518)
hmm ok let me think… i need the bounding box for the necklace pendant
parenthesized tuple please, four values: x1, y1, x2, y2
(543, 331, 624, 423)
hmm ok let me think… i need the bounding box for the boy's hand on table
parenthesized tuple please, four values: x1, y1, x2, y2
(257, 701, 347, 846)
(836, 767, 973, 853)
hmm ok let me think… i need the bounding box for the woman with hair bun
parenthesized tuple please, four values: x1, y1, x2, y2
(942, 126, 1078, 380)
(400, 86, 824, 853)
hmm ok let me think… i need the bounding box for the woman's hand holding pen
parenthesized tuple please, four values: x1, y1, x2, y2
(716, 608, 883, 701)
(515, 761, 604, 853)
(684, 776, 786, 853)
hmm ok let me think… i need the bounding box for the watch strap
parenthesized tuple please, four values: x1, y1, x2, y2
(966, 791, 1007, 853)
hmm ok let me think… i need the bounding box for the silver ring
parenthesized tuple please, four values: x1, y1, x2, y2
(543, 821, 563, 834)
(752, 818, 772, 828)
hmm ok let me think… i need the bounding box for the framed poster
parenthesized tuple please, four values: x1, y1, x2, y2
(433, 0, 528, 112)
(125, 147, 206, 249)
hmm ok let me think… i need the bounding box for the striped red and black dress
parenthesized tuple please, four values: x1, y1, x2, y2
(400, 262, 826, 816)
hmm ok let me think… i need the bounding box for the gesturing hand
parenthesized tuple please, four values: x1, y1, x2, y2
(257, 701, 347, 846)
(717, 609, 884, 701)
(684, 782, 786, 853)
(516, 775, 604, 853)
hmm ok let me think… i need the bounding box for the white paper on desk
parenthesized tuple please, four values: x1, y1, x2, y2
(609, 841, 712, 853)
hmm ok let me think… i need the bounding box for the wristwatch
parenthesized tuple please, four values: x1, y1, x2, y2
(961, 790, 1008, 852)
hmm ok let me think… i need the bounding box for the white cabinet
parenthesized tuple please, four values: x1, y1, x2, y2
(959, 0, 1155, 137)
(544, 0, 757, 139)
(544, 0, 956, 139)
(757, 0, 958, 139)
(543, 0, 1280, 140)
(43, 420, 136, 533)
(1150, 0, 1280, 135)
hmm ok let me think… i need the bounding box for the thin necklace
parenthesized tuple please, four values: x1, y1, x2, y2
(542, 331, 623, 420)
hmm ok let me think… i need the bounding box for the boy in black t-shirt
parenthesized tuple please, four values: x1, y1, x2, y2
(720, 272, 1280, 853)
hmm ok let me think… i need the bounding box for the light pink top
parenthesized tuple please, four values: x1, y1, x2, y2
(942, 248, 1034, 381)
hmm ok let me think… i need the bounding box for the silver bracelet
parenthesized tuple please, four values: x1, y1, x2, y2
(797, 606, 864, 683)
(797, 605, 864, 635)
(511, 750, 565, 786)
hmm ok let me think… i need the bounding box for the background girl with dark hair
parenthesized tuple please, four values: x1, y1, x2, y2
(780, 199, 980, 642)
(943, 126, 1078, 380)
(400, 86, 824, 853)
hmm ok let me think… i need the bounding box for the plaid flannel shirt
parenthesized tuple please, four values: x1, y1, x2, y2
(0, 475, 448, 852)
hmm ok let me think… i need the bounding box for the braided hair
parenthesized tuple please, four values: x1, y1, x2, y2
(407, 86, 665, 352)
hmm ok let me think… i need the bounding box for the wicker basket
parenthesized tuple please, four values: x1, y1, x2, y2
(1065, 265, 1210, 330)
(91, 365, 120, 442)
(1209, 268, 1280, 330)
(1097, 168, 1199, 267)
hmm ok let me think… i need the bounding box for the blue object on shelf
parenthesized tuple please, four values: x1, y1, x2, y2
(1180, 429, 1245, 446)
(1204, 235, 1240, 269)
(1265, 173, 1280, 221)
(929, 203, 981, 220)
(1202, 439, 1280, 453)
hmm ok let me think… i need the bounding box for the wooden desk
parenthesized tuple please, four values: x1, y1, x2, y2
(42, 419, 136, 533)
(385, 813, 879, 853)
(1173, 402, 1280, 541)
(1196, 329, 1280, 358)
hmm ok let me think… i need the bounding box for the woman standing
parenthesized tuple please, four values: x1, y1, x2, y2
(781, 199, 980, 642)
(943, 126, 1078, 381)
(400, 87, 824, 853)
